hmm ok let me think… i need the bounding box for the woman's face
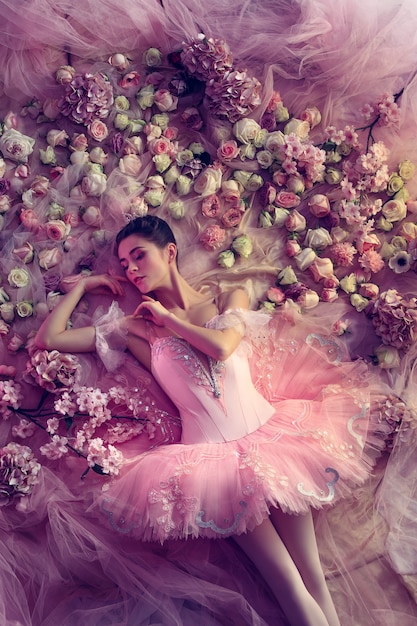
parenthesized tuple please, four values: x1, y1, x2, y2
(118, 234, 174, 293)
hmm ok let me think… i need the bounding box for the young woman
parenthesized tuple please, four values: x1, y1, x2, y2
(35, 214, 376, 626)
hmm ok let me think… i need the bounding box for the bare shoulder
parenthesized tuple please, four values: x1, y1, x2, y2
(217, 288, 250, 313)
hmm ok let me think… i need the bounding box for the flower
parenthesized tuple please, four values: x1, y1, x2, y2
(382, 199, 407, 222)
(0, 442, 41, 504)
(142, 47, 163, 67)
(304, 228, 333, 250)
(88, 119, 109, 142)
(45, 219, 71, 241)
(15, 301, 33, 318)
(60, 72, 114, 125)
(199, 224, 226, 250)
(167, 200, 185, 220)
(370, 289, 417, 352)
(38, 248, 64, 270)
(194, 166, 222, 196)
(217, 249, 236, 268)
(217, 140, 240, 162)
(231, 234, 253, 258)
(0, 129, 35, 163)
(26, 349, 80, 393)
(180, 35, 233, 81)
(388, 250, 412, 273)
(205, 69, 262, 123)
(374, 345, 401, 369)
(308, 194, 331, 218)
(8, 267, 30, 288)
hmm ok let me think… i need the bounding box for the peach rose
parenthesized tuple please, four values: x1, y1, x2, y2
(88, 119, 109, 143)
(194, 167, 222, 197)
(308, 194, 331, 218)
(217, 140, 240, 162)
(45, 220, 71, 241)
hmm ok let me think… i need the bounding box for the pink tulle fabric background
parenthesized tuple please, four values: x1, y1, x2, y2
(0, 0, 417, 624)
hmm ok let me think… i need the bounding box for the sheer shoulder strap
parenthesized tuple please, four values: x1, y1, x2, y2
(93, 301, 127, 372)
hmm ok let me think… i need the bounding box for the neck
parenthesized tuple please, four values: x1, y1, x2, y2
(153, 272, 200, 311)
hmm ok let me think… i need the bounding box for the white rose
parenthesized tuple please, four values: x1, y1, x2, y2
(0, 129, 35, 163)
(16, 300, 33, 318)
(0, 302, 14, 322)
(194, 167, 222, 197)
(284, 118, 310, 139)
(176, 175, 193, 196)
(256, 150, 274, 169)
(8, 267, 30, 288)
(264, 131, 286, 157)
(233, 119, 261, 144)
(81, 171, 107, 197)
(294, 247, 316, 271)
(304, 227, 333, 250)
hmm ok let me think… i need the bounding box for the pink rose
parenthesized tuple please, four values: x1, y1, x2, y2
(14, 164, 30, 178)
(154, 89, 178, 112)
(181, 107, 204, 131)
(199, 224, 227, 250)
(7, 333, 24, 353)
(275, 191, 300, 209)
(323, 274, 339, 289)
(3, 112, 18, 130)
(308, 194, 331, 218)
(47, 129, 69, 148)
(45, 220, 71, 241)
(38, 248, 63, 270)
(42, 98, 61, 120)
(63, 212, 80, 227)
(201, 194, 222, 219)
(118, 154, 142, 177)
(217, 140, 240, 162)
(31, 175, 50, 197)
(272, 171, 288, 186)
(221, 207, 243, 228)
(164, 127, 178, 140)
(259, 182, 277, 207)
(13, 242, 34, 263)
(70, 133, 88, 152)
(359, 283, 379, 299)
(285, 210, 306, 233)
(20, 209, 40, 232)
(221, 180, 241, 204)
(321, 288, 339, 303)
(300, 106, 322, 129)
(148, 137, 172, 156)
(266, 287, 285, 304)
(88, 119, 109, 143)
(285, 239, 301, 257)
(81, 205, 102, 227)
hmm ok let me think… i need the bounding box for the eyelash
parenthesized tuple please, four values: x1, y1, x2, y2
(121, 253, 144, 271)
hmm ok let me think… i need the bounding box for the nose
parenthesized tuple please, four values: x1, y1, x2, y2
(127, 259, 139, 273)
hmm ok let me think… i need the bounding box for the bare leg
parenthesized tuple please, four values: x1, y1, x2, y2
(234, 517, 329, 626)
(270, 508, 341, 626)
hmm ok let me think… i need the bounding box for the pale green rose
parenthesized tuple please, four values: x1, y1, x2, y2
(339, 273, 357, 294)
(40, 146, 56, 165)
(390, 236, 408, 250)
(142, 47, 163, 67)
(259, 300, 276, 312)
(176, 149, 194, 166)
(304, 228, 332, 250)
(245, 174, 264, 192)
(325, 167, 343, 185)
(277, 266, 298, 285)
(379, 242, 396, 259)
(153, 153, 172, 173)
(387, 173, 404, 196)
(129, 119, 146, 134)
(258, 210, 274, 228)
(393, 187, 410, 203)
(16, 300, 33, 318)
(233, 170, 252, 188)
(217, 250, 236, 268)
(273, 207, 290, 226)
(231, 234, 253, 258)
(114, 113, 130, 131)
(325, 150, 343, 164)
(0, 287, 10, 304)
(84, 162, 104, 175)
(375, 216, 394, 232)
(274, 104, 290, 123)
(350, 293, 369, 312)
(189, 142, 205, 155)
(253, 128, 268, 148)
(136, 85, 155, 110)
(114, 96, 130, 111)
(176, 175, 193, 196)
(163, 165, 181, 184)
(0, 302, 14, 322)
(151, 113, 170, 130)
(167, 200, 185, 220)
(47, 201, 65, 220)
(374, 345, 400, 369)
(144, 188, 165, 207)
(398, 159, 416, 181)
(239, 143, 256, 160)
(8, 267, 30, 288)
(233, 118, 261, 144)
(284, 118, 310, 140)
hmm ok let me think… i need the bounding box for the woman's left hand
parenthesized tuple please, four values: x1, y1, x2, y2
(132, 295, 171, 327)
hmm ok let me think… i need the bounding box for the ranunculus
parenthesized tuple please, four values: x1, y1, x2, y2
(285, 210, 306, 233)
(308, 194, 331, 218)
(108, 53, 130, 72)
(231, 234, 253, 258)
(88, 119, 109, 142)
(222, 207, 243, 228)
(154, 89, 178, 112)
(233, 118, 261, 144)
(119, 71, 141, 90)
(277, 265, 297, 285)
(217, 140, 240, 162)
(304, 227, 333, 250)
(81, 171, 107, 196)
(194, 167, 222, 197)
(8, 267, 30, 288)
(199, 224, 227, 250)
(16, 301, 33, 318)
(0, 129, 35, 163)
(309, 256, 334, 282)
(217, 249, 236, 268)
(374, 345, 401, 369)
(294, 247, 316, 271)
(300, 106, 321, 129)
(142, 47, 163, 67)
(119, 154, 142, 177)
(45, 219, 71, 241)
(382, 199, 407, 222)
(38, 248, 63, 270)
(167, 200, 185, 220)
(81, 205, 102, 227)
(13, 242, 34, 263)
(175, 175, 193, 196)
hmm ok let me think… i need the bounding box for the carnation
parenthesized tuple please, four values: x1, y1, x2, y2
(329, 242, 357, 267)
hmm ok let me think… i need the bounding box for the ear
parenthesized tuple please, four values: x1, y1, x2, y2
(167, 243, 177, 264)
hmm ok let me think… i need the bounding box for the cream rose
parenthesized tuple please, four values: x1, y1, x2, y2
(308, 194, 331, 218)
(16, 301, 33, 318)
(304, 228, 333, 250)
(194, 167, 222, 197)
(350, 293, 369, 312)
(256, 150, 274, 169)
(309, 257, 334, 282)
(167, 200, 185, 220)
(382, 199, 407, 222)
(119, 154, 142, 177)
(277, 266, 298, 285)
(283, 118, 310, 139)
(264, 131, 286, 156)
(81, 205, 102, 227)
(233, 118, 261, 144)
(176, 175, 193, 196)
(217, 250, 236, 268)
(0, 129, 35, 163)
(294, 247, 316, 271)
(153, 154, 172, 173)
(8, 267, 30, 288)
(386, 173, 404, 196)
(339, 273, 357, 294)
(398, 159, 416, 181)
(142, 47, 163, 67)
(38, 248, 63, 270)
(81, 171, 107, 197)
(231, 234, 253, 258)
(0, 302, 14, 322)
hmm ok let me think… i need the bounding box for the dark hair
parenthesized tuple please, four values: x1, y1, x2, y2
(115, 215, 177, 249)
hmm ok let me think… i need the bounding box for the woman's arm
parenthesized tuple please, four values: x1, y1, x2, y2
(34, 275, 125, 353)
(135, 288, 250, 361)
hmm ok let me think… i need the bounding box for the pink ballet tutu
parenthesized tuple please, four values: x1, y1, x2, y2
(97, 308, 376, 543)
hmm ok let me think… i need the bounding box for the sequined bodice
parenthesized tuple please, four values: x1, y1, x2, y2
(151, 336, 275, 444)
